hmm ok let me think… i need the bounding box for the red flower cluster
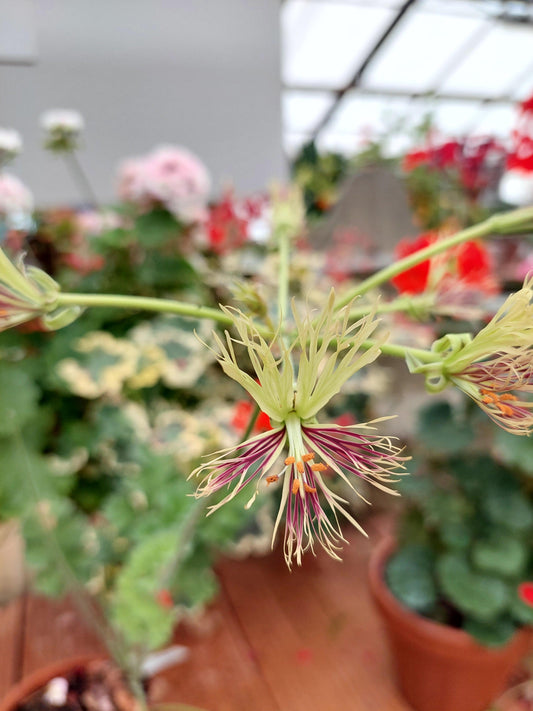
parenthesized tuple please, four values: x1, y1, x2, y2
(391, 233, 435, 294)
(507, 94, 533, 173)
(391, 233, 495, 295)
(518, 581, 533, 607)
(403, 137, 507, 197)
(205, 191, 266, 255)
(231, 400, 272, 434)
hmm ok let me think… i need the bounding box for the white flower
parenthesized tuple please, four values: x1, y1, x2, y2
(41, 109, 84, 134)
(41, 109, 84, 152)
(0, 128, 22, 166)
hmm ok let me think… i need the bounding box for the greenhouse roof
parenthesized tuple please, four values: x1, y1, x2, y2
(282, 0, 533, 156)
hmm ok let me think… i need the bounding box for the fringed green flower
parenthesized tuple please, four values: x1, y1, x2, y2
(409, 276, 533, 434)
(191, 292, 407, 567)
(0, 248, 80, 332)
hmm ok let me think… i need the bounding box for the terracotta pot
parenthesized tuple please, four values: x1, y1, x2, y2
(368, 537, 533, 711)
(0, 656, 98, 711)
(0, 656, 204, 711)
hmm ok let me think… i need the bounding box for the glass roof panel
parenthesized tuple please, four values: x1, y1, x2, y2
(283, 91, 335, 133)
(469, 102, 516, 138)
(361, 11, 489, 93)
(282, 1, 395, 88)
(419, 0, 486, 17)
(512, 72, 533, 102)
(327, 93, 411, 137)
(441, 23, 533, 96)
(316, 131, 366, 156)
(424, 99, 483, 135)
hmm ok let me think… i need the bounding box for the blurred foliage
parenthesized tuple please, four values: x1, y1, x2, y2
(387, 398, 533, 647)
(0, 204, 272, 656)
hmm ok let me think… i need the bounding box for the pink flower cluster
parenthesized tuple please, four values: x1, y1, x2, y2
(0, 173, 33, 217)
(117, 145, 210, 223)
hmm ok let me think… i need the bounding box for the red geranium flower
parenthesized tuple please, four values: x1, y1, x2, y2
(231, 400, 272, 434)
(518, 582, 533, 607)
(391, 233, 435, 294)
(402, 149, 430, 172)
(456, 241, 492, 285)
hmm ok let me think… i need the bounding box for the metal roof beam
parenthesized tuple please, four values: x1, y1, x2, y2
(308, 0, 419, 141)
(285, 84, 517, 105)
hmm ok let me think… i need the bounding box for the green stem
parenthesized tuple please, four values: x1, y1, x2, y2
(366, 339, 439, 363)
(347, 294, 433, 320)
(56, 292, 234, 328)
(65, 152, 99, 208)
(278, 227, 291, 323)
(242, 403, 261, 441)
(335, 207, 533, 308)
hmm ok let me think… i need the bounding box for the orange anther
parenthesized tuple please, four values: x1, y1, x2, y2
(311, 463, 327, 472)
(304, 483, 317, 494)
(496, 402, 514, 416)
(480, 390, 498, 403)
(266, 475, 279, 485)
(296, 460, 305, 473)
(292, 479, 300, 495)
(284, 456, 295, 465)
(500, 393, 518, 401)
(302, 453, 315, 462)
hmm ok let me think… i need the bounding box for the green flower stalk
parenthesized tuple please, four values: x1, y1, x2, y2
(0, 249, 80, 331)
(409, 276, 533, 435)
(191, 292, 407, 567)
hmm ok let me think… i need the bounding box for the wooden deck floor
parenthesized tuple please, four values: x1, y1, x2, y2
(0, 516, 527, 710)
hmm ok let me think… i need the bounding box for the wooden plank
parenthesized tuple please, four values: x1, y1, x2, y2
(19, 592, 279, 711)
(151, 593, 280, 711)
(0, 595, 25, 697)
(21, 595, 105, 676)
(217, 523, 412, 711)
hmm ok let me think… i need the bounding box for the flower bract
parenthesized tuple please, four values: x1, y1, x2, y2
(411, 275, 533, 435)
(0, 248, 80, 332)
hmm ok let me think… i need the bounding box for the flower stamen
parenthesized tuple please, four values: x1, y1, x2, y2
(311, 463, 327, 472)
(296, 460, 305, 473)
(292, 478, 301, 495)
(303, 483, 317, 494)
(266, 475, 279, 485)
(496, 401, 514, 416)
(481, 388, 498, 403)
(302, 453, 315, 462)
(284, 456, 295, 465)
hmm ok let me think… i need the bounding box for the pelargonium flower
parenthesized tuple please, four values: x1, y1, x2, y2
(0, 173, 34, 218)
(0, 247, 80, 332)
(0, 128, 22, 168)
(191, 293, 406, 566)
(41, 109, 84, 152)
(391, 233, 496, 297)
(412, 276, 533, 435)
(116, 145, 210, 223)
(518, 582, 533, 607)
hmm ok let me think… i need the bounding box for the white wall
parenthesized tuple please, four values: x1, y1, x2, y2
(0, 0, 285, 205)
